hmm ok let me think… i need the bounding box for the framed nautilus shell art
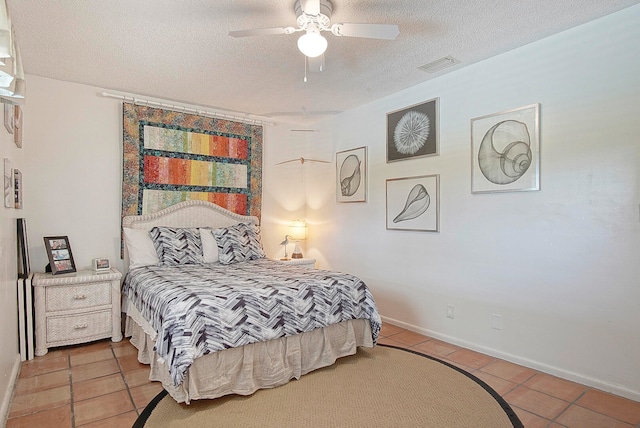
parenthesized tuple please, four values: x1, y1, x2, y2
(336, 146, 367, 203)
(387, 98, 439, 163)
(386, 174, 439, 232)
(471, 104, 540, 194)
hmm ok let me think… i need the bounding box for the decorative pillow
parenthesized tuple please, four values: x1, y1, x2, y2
(150, 227, 204, 266)
(199, 228, 219, 264)
(213, 223, 266, 265)
(123, 227, 160, 270)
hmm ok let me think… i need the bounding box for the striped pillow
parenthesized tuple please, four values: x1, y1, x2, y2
(213, 223, 265, 265)
(150, 227, 204, 266)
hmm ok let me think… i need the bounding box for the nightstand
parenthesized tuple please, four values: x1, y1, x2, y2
(276, 258, 316, 269)
(32, 268, 123, 356)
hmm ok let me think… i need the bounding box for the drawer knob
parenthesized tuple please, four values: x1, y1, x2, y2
(73, 324, 88, 330)
(73, 294, 87, 300)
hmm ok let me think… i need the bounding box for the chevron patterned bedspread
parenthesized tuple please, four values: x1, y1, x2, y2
(122, 258, 381, 386)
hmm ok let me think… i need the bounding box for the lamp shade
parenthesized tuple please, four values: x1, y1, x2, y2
(289, 220, 307, 241)
(297, 32, 327, 58)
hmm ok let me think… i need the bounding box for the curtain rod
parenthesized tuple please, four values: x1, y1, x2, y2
(100, 91, 273, 126)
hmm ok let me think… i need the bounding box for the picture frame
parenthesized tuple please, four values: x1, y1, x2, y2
(4, 104, 14, 134)
(4, 158, 13, 208)
(336, 146, 367, 203)
(386, 174, 440, 232)
(43, 236, 76, 275)
(93, 258, 111, 273)
(14, 106, 23, 148)
(17, 218, 30, 279)
(14, 168, 22, 209)
(471, 103, 540, 194)
(387, 98, 439, 163)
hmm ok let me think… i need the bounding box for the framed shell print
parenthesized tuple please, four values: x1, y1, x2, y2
(336, 146, 367, 203)
(471, 104, 540, 193)
(387, 98, 439, 163)
(386, 174, 439, 232)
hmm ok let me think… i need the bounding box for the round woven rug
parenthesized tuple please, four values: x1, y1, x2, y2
(134, 345, 522, 428)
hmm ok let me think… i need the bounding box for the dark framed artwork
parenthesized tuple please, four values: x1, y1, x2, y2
(336, 146, 367, 203)
(14, 168, 22, 209)
(43, 236, 76, 275)
(471, 103, 540, 194)
(386, 174, 440, 232)
(17, 218, 30, 279)
(387, 98, 439, 163)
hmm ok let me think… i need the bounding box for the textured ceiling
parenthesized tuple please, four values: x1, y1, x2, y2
(7, 0, 639, 124)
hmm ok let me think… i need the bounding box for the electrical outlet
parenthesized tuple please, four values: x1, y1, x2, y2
(491, 314, 502, 330)
(446, 304, 455, 319)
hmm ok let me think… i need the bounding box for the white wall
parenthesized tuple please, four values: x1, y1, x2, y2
(304, 6, 640, 400)
(0, 110, 23, 422)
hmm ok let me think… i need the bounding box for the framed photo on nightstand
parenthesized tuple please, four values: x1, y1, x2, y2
(43, 236, 76, 275)
(93, 258, 111, 273)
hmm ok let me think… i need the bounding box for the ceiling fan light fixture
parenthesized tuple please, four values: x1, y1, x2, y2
(297, 31, 327, 58)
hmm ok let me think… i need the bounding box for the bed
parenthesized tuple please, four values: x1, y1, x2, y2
(121, 200, 381, 403)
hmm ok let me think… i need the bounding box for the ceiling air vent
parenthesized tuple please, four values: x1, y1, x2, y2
(418, 56, 460, 73)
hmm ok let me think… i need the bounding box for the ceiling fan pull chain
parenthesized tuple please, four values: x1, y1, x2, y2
(304, 56, 308, 83)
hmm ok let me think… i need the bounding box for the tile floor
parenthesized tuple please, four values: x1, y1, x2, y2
(5, 323, 640, 427)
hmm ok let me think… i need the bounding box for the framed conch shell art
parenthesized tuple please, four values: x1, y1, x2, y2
(336, 146, 367, 203)
(471, 104, 540, 194)
(386, 174, 439, 232)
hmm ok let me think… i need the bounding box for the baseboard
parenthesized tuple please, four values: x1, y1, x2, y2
(380, 315, 640, 402)
(0, 354, 21, 427)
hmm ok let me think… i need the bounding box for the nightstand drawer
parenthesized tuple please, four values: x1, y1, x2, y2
(46, 310, 112, 343)
(45, 282, 112, 312)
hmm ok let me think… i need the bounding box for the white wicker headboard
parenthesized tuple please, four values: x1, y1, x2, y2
(122, 200, 259, 269)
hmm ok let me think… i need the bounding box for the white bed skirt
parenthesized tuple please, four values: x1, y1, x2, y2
(125, 313, 373, 403)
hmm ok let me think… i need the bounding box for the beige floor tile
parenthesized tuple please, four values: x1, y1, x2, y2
(411, 338, 460, 357)
(112, 342, 138, 358)
(555, 404, 634, 428)
(71, 359, 120, 383)
(14, 369, 69, 395)
(386, 330, 429, 347)
(72, 373, 126, 402)
(504, 385, 569, 420)
(377, 337, 407, 347)
(523, 372, 587, 402)
(8, 385, 70, 418)
(446, 348, 494, 370)
(576, 389, 640, 425)
(117, 353, 149, 372)
(472, 370, 519, 396)
(130, 382, 165, 410)
(480, 359, 536, 384)
(70, 347, 115, 367)
(379, 323, 405, 337)
(19, 353, 69, 378)
(511, 406, 551, 428)
(74, 389, 135, 426)
(123, 367, 153, 389)
(5, 404, 71, 428)
(68, 340, 112, 356)
(77, 410, 140, 428)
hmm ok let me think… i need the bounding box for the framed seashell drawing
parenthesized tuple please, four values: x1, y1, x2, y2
(471, 104, 540, 194)
(386, 174, 439, 232)
(336, 146, 367, 203)
(387, 98, 439, 163)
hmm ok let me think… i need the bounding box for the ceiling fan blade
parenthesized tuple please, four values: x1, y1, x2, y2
(300, 0, 320, 15)
(331, 23, 400, 40)
(229, 27, 296, 37)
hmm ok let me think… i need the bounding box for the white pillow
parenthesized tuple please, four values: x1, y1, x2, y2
(200, 228, 219, 264)
(123, 227, 160, 270)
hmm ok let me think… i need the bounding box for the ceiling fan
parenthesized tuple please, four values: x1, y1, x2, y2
(229, 0, 400, 60)
(275, 157, 331, 165)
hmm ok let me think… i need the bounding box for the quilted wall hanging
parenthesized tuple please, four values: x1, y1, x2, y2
(122, 103, 263, 222)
